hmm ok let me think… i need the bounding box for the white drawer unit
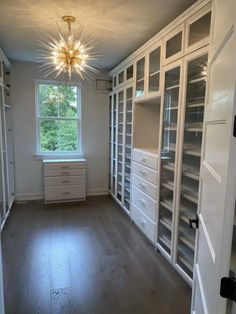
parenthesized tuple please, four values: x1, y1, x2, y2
(131, 202, 156, 243)
(132, 148, 158, 170)
(132, 174, 157, 200)
(132, 161, 157, 185)
(131, 185, 157, 221)
(43, 159, 86, 203)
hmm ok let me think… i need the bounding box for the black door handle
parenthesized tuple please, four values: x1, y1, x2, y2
(189, 215, 199, 229)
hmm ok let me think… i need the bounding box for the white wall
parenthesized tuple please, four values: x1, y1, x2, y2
(11, 61, 109, 200)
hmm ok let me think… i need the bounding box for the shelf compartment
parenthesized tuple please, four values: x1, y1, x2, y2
(161, 180, 174, 191)
(159, 217, 172, 231)
(160, 199, 173, 212)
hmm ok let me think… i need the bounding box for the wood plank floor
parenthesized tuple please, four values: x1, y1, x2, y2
(2, 196, 191, 314)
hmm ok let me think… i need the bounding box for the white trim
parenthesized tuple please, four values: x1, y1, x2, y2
(15, 193, 44, 201)
(86, 189, 109, 196)
(34, 79, 82, 156)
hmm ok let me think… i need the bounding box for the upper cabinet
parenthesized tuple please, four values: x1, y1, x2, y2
(185, 4, 212, 53)
(113, 63, 134, 90)
(163, 24, 185, 65)
(0, 60, 3, 84)
(135, 56, 146, 100)
(134, 42, 162, 101)
(147, 44, 161, 98)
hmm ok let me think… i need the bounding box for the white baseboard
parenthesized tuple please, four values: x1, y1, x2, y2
(15, 193, 43, 201)
(15, 189, 109, 201)
(86, 188, 109, 196)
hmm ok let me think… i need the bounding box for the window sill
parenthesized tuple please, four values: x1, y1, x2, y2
(34, 153, 84, 161)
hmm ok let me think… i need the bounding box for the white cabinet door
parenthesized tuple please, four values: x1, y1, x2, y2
(191, 1, 236, 313)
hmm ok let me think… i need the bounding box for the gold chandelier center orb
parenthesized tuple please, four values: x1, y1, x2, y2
(62, 15, 76, 24)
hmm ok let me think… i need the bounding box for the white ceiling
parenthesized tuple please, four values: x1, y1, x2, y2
(0, 0, 197, 71)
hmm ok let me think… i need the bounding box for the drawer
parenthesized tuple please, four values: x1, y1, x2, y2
(132, 149, 158, 170)
(131, 185, 156, 221)
(44, 168, 85, 177)
(44, 175, 85, 187)
(131, 202, 156, 243)
(132, 161, 157, 185)
(132, 174, 157, 200)
(44, 162, 85, 171)
(45, 185, 86, 201)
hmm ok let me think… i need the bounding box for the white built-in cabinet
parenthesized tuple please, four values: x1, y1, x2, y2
(109, 72, 134, 214)
(0, 49, 15, 230)
(109, 0, 212, 285)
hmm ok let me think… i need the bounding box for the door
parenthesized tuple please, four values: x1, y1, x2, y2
(191, 0, 236, 313)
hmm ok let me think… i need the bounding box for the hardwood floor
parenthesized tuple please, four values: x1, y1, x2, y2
(2, 196, 191, 314)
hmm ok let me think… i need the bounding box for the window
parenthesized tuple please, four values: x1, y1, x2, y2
(35, 81, 81, 155)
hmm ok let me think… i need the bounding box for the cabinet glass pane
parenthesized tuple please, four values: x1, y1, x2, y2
(189, 12, 211, 46)
(0, 87, 4, 224)
(157, 66, 181, 255)
(113, 76, 117, 89)
(118, 71, 124, 85)
(108, 95, 112, 191)
(112, 94, 117, 195)
(148, 47, 161, 93)
(166, 32, 182, 59)
(117, 91, 124, 202)
(176, 53, 208, 278)
(126, 65, 133, 80)
(124, 87, 133, 211)
(0, 61, 3, 83)
(136, 57, 145, 97)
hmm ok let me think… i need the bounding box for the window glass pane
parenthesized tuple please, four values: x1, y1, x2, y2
(39, 84, 58, 117)
(59, 120, 78, 151)
(40, 119, 59, 151)
(40, 119, 78, 152)
(58, 85, 78, 118)
(39, 84, 78, 118)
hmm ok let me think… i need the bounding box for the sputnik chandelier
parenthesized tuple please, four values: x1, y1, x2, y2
(38, 15, 98, 80)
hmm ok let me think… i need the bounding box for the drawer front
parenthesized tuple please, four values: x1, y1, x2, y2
(44, 176, 85, 187)
(131, 202, 156, 243)
(132, 161, 157, 185)
(132, 174, 157, 200)
(44, 168, 85, 177)
(45, 185, 85, 201)
(131, 185, 156, 221)
(44, 162, 85, 171)
(132, 149, 158, 170)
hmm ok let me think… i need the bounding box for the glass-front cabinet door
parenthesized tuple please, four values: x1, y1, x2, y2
(164, 25, 184, 65)
(186, 5, 211, 53)
(124, 86, 133, 212)
(157, 63, 182, 259)
(116, 90, 124, 203)
(135, 56, 146, 100)
(112, 93, 117, 196)
(175, 50, 208, 282)
(147, 45, 161, 98)
(108, 95, 112, 192)
(0, 86, 5, 225)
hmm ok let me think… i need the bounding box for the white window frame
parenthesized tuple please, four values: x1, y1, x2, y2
(34, 79, 83, 159)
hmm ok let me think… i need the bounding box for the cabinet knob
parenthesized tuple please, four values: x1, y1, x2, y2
(138, 199, 146, 207)
(141, 158, 147, 162)
(139, 183, 146, 190)
(139, 170, 147, 177)
(62, 172, 70, 175)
